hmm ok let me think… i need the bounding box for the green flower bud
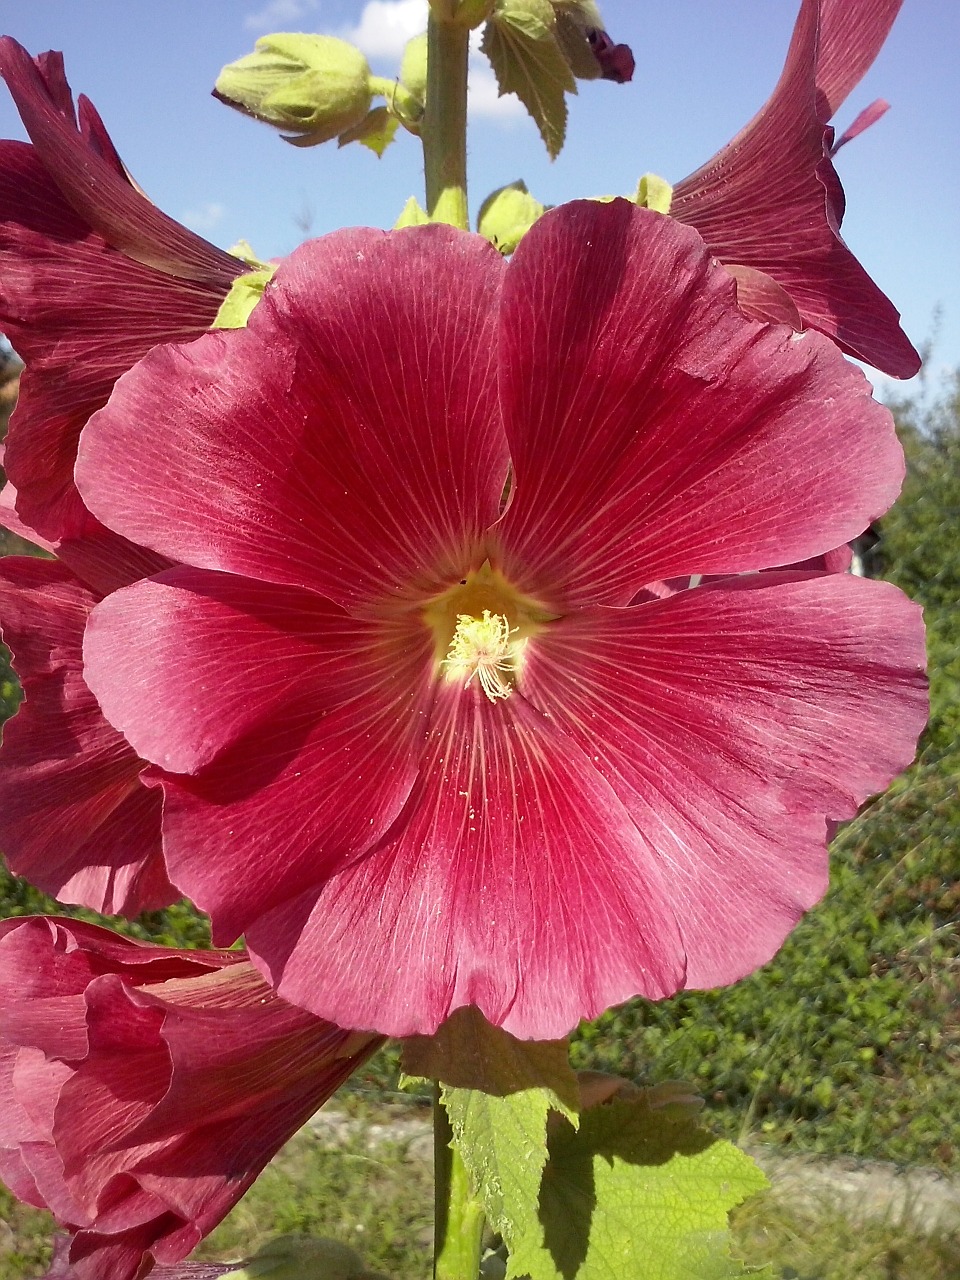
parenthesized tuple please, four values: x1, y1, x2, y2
(477, 180, 546, 254)
(399, 33, 428, 106)
(214, 34, 373, 146)
(634, 171, 673, 215)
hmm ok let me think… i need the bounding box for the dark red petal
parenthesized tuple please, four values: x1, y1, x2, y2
(830, 98, 890, 154)
(0, 38, 239, 287)
(0, 559, 174, 915)
(0, 143, 235, 542)
(0, 919, 380, 1280)
(520, 573, 927, 988)
(76, 226, 507, 610)
(244, 685, 685, 1039)
(670, 0, 918, 377)
(494, 200, 902, 606)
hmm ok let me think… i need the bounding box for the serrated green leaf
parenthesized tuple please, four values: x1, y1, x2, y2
(337, 105, 399, 156)
(443, 1081, 578, 1259)
(481, 0, 576, 158)
(421, 1011, 580, 1261)
(507, 1093, 771, 1280)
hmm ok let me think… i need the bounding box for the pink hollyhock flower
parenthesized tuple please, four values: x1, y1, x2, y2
(43, 1234, 235, 1279)
(670, 0, 920, 378)
(0, 38, 243, 542)
(77, 199, 927, 1040)
(0, 917, 382, 1280)
(0, 533, 175, 916)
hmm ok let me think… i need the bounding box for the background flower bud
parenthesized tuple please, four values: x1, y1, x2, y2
(214, 34, 373, 146)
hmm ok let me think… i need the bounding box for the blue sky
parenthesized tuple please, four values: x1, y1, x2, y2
(1, 1, 956, 394)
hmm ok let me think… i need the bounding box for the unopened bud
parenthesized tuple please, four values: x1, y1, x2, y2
(214, 34, 373, 146)
(478, 180, 546, 254)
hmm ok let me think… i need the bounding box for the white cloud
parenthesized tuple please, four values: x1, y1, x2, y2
(243, 0, 320, 33)
(341, 0, 427, 61)
(342, 1, 522, 122)
(182, 202, 226, 233)
(468, 60, 524, 122)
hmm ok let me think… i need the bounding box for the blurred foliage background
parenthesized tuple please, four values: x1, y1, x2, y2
(0, 359, 957, 1172)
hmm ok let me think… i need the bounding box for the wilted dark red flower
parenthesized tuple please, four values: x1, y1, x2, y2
(0, 917, 382, 1280)
(77, 199, 926, 1040)
(670, 0, 920, 378)
(586, 29, 635, 83)
(0, 38, 243, 542)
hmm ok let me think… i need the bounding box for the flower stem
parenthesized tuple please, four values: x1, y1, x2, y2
(422, 12, 470, 228)
(434, 1085, 486, 1280)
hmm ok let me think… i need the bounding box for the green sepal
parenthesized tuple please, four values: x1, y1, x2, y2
(213, 263, 276, 330)
(338, 105, 400, 156)
(481, 0, 576, 159)
(634, 171, 674, 214)
(214, 34, 372, 145)
(506, 1089, 772, 1280)
(394, 195, 432, 227)
(219, 1233, 385, 1280)
(477, 179, 546, 253)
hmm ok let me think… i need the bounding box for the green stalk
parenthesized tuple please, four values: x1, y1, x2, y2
(421, 12, 470, 228)
(434, 1086, 486, 1280)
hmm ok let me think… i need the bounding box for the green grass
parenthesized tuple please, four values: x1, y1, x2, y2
(6, 1119, 957, 1280)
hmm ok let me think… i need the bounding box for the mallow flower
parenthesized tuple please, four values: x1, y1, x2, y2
(0, 917, 383, 1280)
(0, 505, 175, 915)
(669, 0, 920, 378)
(77, 199, 927, 1040)
(0, 37, 244, 543)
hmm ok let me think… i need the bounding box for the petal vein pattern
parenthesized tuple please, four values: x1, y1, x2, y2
(77, 226, 508, 612)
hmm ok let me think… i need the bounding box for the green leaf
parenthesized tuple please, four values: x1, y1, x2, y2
(403, 1007, 579, 1105)
(507, 1093, 772, 1280)
(410, 1009, 579, 1260)
(481, 0, 576, 158)
(338, 105, 399, 157)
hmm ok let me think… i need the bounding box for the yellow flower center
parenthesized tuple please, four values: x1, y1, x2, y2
(423, 562, 553, 703)
(443, 610, 518, 701)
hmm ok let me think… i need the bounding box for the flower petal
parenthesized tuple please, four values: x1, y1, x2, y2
(520, 573, 927, 988)
(494, 200, 902, 606)
(670, 0, 918, 377)
(0, 142, 236, 540)
(0, 558, 174, 915)
(0, 39, 240, 287)
(0, 918, 381, 1280)
(76, 226, 507, 609)
(84, 569, 437, 939)
(244, 686, 686, 1039)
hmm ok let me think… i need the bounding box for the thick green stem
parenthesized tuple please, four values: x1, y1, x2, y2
(434, 1086, 486, 1280)
(422, 14, 470, 228)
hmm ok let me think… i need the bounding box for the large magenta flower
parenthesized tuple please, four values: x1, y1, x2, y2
(0, 917, 382, 1280)
(0, 38, 243, 542)
(77, 200, 926, 1040)
(670, 0, 920, 378)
